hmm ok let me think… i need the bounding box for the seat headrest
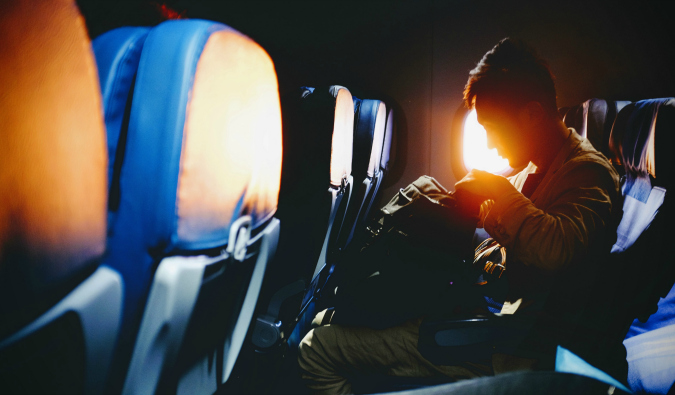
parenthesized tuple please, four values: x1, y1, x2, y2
(562, 99, 601, 147)
(93, 27, 150, 191)
(584, 98, 608, 153)
(563, 103, 585, 137)
(284, 85, 354, 190)
(560, 99, 627, 157)
(122, 19, 282, 251)
(381, 107, 395, 172)
(327, 86, 354, 187)
(0, 0, 107, 321)
(352, 99, 387, 179)
(616, 100, 631, 113)
(609, 98, 675, 199)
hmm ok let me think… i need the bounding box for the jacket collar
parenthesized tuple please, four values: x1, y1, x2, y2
(530, 128, 583, 201)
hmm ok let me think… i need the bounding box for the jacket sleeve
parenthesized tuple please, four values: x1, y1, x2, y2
(483, 160, 619, 273)
(478, 199, 494, 228)
(477, 168, 527, 228)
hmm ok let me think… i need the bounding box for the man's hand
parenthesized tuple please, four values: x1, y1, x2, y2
(454, 169, 517, 201)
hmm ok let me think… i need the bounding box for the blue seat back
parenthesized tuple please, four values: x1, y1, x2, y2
(563, 98, 629, 156)
(607, 98, 675, 393)
(352, 99, 387, 183)
(381, 107, 395, 176)
(251, 86, 355, 351)
(94, 19, 283, 392)
(332, 98, 387, 249)
(93, 27, 150, 213)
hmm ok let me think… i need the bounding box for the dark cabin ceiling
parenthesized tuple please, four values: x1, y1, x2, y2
(78, 0, 673, 198)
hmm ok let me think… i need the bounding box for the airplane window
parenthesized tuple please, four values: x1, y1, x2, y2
(462, 108, 512, 174)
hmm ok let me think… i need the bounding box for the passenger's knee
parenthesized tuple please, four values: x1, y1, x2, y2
(298, 326, 336, 372)
(298, 326, 351, 393)
(298, 328, 314, 363)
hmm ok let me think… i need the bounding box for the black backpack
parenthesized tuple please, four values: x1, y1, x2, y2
(325, 175, 486, 329)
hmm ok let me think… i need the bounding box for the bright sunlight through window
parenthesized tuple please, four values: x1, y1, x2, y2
(463, 109, 511, 174)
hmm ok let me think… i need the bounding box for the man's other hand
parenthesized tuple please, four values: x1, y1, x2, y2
(455, 169, 517, 201)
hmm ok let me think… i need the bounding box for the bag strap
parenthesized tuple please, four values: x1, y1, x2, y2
(474, 238, 507, 280)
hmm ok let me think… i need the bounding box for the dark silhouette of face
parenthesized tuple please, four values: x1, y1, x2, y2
(474, 96, 537, 169)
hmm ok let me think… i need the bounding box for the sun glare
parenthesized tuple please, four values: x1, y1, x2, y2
(462, 109, 511, 174)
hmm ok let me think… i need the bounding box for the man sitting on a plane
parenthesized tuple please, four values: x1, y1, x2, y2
(298, 38, 623, 394)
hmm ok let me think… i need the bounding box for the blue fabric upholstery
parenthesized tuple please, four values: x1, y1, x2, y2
(586, 98, 618, 155)
(252, 85, 355, 351)
(609, 98, 675, 394)
(613, 187, 665, 253)
(333, 97, 387, 248)
(103, 16, 283, 342)
(92, 27, 150, 191)
(104, 20, 227, 337)
(381, 107, 395, 174)
(126, 20, 235, 248)
(555, 346, 632, 393)
(97, 19, 283, 392)
(624, 322, 675, 394)
(561, 98, 625, 157)
(352, 98, 384, 180)
(610, 99, 672, 254)
(627, 286, 675, 338)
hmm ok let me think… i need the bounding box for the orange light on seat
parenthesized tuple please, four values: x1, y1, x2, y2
(0, 0, 107, 281)
(177, 28, 282, 243)
(330, 87, 354, 187)
(462, 109, 511, 174)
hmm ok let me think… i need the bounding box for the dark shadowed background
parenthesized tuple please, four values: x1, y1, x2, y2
(77, 0, 674, 206)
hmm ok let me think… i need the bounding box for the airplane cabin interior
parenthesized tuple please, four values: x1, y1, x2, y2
(1, 1, 674, 394)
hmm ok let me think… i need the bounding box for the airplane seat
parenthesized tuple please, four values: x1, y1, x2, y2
(359, 105, 395, 225)
(562, 99, 599, 146)
(381, 106, 396, 182)
(92, 27, 151, 209)
(96, 19, 282, 394)
(365, 105, 396, 215)
(558, 106, 572, 120)
(0, 1, 120, 393)
(562, 99, 616, 155)
(607, 98, 675, 394)
(333, 98, 387, 251)
(585, 98, 612, 154)
(587, 99, 634, 159)
(356, 105, 396, 237)
(562, 102, 585, 136)
(561, 99, 632, 176)
(250, 86, 354, 352)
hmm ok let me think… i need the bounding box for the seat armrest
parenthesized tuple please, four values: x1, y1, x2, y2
(252, 279, 306, 350)
(418, 314, 537, 366)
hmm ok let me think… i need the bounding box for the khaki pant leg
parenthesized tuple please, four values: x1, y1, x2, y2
(298, 317, 491, 395)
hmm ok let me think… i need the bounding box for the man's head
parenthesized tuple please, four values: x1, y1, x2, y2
(463, 38, 559, 168)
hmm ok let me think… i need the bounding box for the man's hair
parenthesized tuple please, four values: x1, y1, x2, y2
(463, 38, 558, 116)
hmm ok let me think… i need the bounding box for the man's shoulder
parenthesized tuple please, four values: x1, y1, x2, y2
(560, 141, 621, 194)
(567, 139, 618, 176)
